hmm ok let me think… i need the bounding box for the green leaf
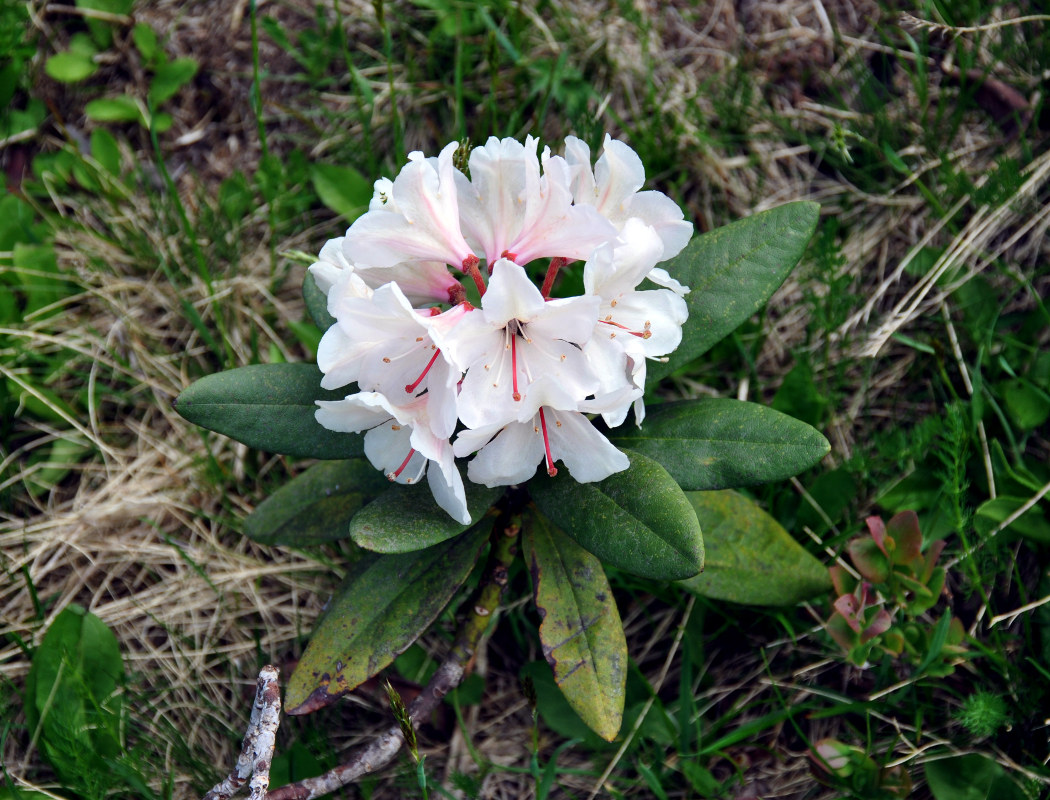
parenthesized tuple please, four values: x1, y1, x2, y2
(285, 526, 489, 713)
(1001, 378, 1050, 431)
(148, 58, 198, 105)
(974, 496, 1050, 543)
(303, 270, 336, 330)
(25, 605, 124, 785)
(310, 163, 373, 222)
(925, 754, 1027, 800)
(648, 202, 819, 386)
(523, 512, 627, 741)
(530, 449, 703, 580)
(678, 490, 831, 605)
(45, 51, 98, 83)
(244, 459, 390, 545)
(349, 481, 501, 553)
(174, 363, 364, 459)
(131, 22, 158, 63)
(85, 96, 144, 125)
(771, 360, 828, 427)
(609, 399, 830, 490)
(90, 128, 120, 175)
(76, 0, 133, 48)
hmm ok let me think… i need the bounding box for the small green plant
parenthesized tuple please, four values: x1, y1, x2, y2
(826, 511, 968, 675)
(22, 605, 159, 800)
(45, 11, 198, 132)
(955, 690, 1011, 739)
(810, 738, 912, 799)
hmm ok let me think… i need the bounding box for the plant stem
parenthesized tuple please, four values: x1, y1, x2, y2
(262, 513, 520, 800)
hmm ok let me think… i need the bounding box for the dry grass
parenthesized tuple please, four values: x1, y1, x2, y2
(3, 0, 1049, 797)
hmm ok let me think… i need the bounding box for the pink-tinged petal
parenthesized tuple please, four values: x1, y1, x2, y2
(352, 260, 461, 305)
(627, 191, 694, 259)
(548, 410, 630, 482)
(458, 137, 529, 265)
(511, 144, 616, 264)
(344, 142, 473, 268)
(592, 135, 646, 217)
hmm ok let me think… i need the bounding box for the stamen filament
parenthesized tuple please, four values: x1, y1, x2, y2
(538, 408, 557, 477)
(405, 348, 441, 393)
(511, 335, 521, 401)
(599, 318, 652, 339)
(540, 257, 568, 299)
(389, 448, 416, 480)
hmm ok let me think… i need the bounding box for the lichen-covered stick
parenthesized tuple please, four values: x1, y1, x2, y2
(203, 665, 281, 800)
(264, 513, 519, 800)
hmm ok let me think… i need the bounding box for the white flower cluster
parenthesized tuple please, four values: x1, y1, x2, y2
(310, 135, 692, 524)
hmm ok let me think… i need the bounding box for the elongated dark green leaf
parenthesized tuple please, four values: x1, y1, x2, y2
(610, 399, 830, 490)
(245, 459, 389, 545)
(530, 449, 703, 580)
(678, 490, 830, 605)
(350, 481, 501, 553)
(523, 512, 626, 741)
(648, 202, 819, 386)
(286, 524, 489, 713)
(174, 363, 362, 459)
(303, 271, 336, 330)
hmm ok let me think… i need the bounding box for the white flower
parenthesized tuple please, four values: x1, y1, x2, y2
(432, 258, 600, 429)
(317, 280, 462, 438)
(455, 136, 616, 267)
(453, 376, 632, 486)
(315, 391, 470, 524)
(311, 133, 694, 519)
(344, 142, 476, 272)
(565, 134, 693, 261)
(582, 218, 689, 426)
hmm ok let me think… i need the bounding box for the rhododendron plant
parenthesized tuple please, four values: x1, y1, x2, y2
(177, 134, 827, 786)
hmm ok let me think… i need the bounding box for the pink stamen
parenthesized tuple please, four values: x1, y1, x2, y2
(462, 254, 486, 296)
(405, 348, 441, 393)
(540, 257, 568, 299)
(599, 318, 652, 339)
(390, 448, 416, 480)
(538, 408, 557, 477)
(511, 335, 521, 401)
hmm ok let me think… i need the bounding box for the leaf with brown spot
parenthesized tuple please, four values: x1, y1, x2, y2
(285, 523, 488, 714)
(523, 510, 626, 742)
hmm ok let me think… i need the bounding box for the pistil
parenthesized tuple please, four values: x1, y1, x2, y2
(462, 254, 486, 296)
(405, 348, 441, 394)
(540, 257, 568, 298)
(538, 408, 557, 476)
